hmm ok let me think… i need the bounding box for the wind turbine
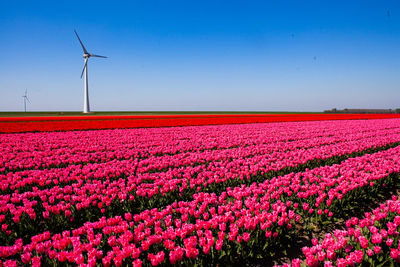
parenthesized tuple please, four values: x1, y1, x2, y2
(74, 30, 107, 113)
(22, 89, 30, 112)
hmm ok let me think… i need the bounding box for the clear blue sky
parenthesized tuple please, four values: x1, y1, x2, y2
(0, 0, 399, 111)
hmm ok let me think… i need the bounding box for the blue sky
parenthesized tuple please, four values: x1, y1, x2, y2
(0, 0, 399, 111)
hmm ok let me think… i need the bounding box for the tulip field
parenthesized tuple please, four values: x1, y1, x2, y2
(2, 113, 400, 133)
(2, 117, 400, 266)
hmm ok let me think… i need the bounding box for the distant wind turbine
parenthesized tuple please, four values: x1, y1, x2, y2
(74, 30, 107, 113)
(22, 89, 30, 112)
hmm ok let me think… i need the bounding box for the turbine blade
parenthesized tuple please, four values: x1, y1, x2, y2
(26, 97, 31, 104)
(91, 54, 107, 58)
(74, 30, 88, 54)
(81, 59, 88, 78)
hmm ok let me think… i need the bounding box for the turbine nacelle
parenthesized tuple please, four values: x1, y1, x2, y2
(83, 53, 90, 58)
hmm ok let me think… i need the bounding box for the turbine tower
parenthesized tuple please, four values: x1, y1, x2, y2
(22, 89, 30, 112)
(74, 30, 107, 113)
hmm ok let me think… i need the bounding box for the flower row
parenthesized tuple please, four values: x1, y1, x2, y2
(2, 113, 399, 133)
(3, 122, 399, 193)
(2, 119, 397, 172)
(289, 196, 400, 266)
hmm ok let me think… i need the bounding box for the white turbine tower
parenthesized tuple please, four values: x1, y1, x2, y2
(74, 30, 107, 113)
(22, 89, 30, 112)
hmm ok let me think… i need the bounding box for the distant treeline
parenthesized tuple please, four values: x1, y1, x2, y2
(324, 108, 400, 114)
